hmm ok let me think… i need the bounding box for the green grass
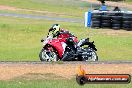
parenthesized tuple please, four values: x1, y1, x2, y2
(126, 0, 132, 2)
(0, 16, 84, 61)
(92, 33, 132, 61)
(0, 0, 90, 18)
(0, 79, 131, 88)
(0, 10, 82, 19)
(0, 16, 132, 61)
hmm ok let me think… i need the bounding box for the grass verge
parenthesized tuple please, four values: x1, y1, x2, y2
(0, 78, 131, 88)
(0, 16, 132, 61)
(0, 0, 90, 18)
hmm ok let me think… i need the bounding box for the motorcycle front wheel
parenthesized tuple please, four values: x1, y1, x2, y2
(39, 49, 58, 62)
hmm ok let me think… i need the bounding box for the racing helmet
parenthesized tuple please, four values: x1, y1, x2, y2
(49, 24, 60, 35)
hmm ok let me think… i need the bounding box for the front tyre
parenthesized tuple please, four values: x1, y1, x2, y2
(39, 49, 58, 62)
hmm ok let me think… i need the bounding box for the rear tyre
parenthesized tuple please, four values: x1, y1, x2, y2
(84, 48, 98, 61)
(89, 48, 98, 61)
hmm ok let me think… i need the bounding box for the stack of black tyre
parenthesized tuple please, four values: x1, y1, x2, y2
(101, 14, 111, 28)
(122, 13, 132, 31)
(91, 12, 102, 28)
(91, 11, 132, 31)
(111, 12, 123, 30)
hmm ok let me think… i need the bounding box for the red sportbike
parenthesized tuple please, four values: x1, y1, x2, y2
(39, 33, 98, 61)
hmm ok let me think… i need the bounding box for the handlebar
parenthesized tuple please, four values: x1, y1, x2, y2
(41, 35, 53, 42)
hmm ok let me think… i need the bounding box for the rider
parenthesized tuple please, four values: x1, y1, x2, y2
(47, 24, 90, 61)
(47, 24, 77, 61)
(42, 24, 90, 61)
(47, 24, 74, 38)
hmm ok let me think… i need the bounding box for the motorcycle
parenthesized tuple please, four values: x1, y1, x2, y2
(39, 33, 98, 61)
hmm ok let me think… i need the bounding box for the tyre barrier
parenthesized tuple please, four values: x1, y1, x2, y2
(101, 15, 111, 28)
(91, 12, 132, 31)
(122, 13, 132, 31)
(111, 16, 122, 30)
(91, 14, 102, 28)
(112, 24, 121, 30)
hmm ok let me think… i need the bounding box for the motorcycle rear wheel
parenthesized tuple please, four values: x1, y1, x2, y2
(84, 48, 98, 61)
(39, 49, 58, 62)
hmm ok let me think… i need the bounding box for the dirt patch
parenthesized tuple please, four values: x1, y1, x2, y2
(0, 5, 16, 11)
(0, 5, 55, 14)
(82, 0, 132, 9)
(0, 63, 132, 80)
(97, 29, 132, 36)
(15, 73, 65, 80)
(0, 5, 76, 17)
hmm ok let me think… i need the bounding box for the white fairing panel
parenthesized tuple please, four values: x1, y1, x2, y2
(61, 42, 67, 54)
(42, 36, 53, 46)
(77, 39, 86, 47)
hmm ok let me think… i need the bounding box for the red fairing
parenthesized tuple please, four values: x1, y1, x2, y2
(58, 33, 69, 42)
(48, 39, 64, 58)
(47, 32, 78, 59)
(58, 32, 78, 43)
(73, 37, 78, 43)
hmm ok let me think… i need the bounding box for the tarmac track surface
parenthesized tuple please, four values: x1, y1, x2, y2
(0, 61, 132, 64)
(0, 12, 83, 23)
(0, 61, 132, 81)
